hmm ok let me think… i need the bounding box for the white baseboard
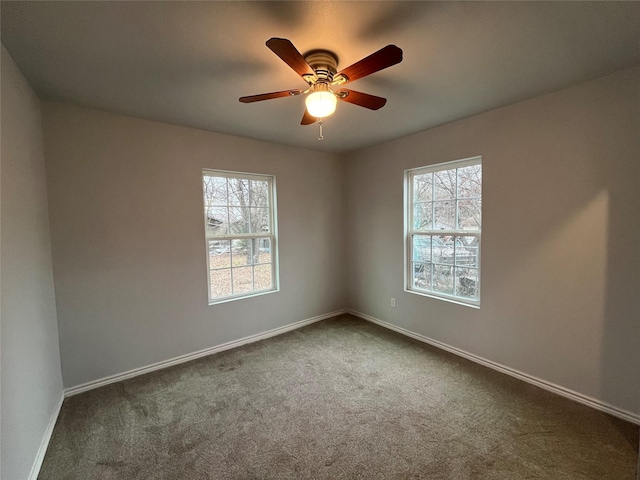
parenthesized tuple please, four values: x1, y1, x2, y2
(28, 391, 64, 480)
(65, 309, 347, 398)
(348, 309, 640, 426)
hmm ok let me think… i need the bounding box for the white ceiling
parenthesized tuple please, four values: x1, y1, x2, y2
(2, 1, 639, 153)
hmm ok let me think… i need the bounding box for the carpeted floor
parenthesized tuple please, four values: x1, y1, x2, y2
(40, 315, 638, 479)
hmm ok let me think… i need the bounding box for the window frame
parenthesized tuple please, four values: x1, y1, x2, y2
(202, 169, 279, 305)
(404, 156, 482, 307)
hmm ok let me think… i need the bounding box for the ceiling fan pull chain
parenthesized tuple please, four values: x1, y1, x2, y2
(318, 120, 324, 141)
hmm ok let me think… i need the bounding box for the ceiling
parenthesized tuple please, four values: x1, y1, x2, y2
(2, 2, 639, 154)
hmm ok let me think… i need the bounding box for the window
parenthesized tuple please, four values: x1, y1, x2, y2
(405, 157, 482, 306)
(202, 170, 278, 304)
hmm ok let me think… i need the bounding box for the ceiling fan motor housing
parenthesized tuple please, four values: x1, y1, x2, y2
(303, 50, 339, 83)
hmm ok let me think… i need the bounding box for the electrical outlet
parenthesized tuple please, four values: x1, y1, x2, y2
(390, 297, 396, 308)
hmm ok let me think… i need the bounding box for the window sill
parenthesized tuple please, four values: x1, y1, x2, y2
(208, 287, 279, 306)
(404, 288, 480, 309)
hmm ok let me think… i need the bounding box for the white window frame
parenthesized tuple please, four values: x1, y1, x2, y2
(202, 169, 279, 305)
(404, 156, 482, 307)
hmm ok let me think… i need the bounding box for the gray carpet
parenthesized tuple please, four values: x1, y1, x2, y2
(40, 315, 638, 479)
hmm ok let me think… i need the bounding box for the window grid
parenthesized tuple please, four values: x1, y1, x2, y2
(406, 157, 482, 306)
(203, 170, 278, 304)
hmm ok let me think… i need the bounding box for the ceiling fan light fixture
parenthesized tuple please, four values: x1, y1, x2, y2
(305, 83, 337, 118)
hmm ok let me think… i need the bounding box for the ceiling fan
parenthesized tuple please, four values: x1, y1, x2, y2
(239, 38, 403, 126)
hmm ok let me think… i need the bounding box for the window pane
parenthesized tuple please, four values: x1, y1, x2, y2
(231, 239, 251, 266)
(455, 267, 479, 300)
(250, 180, 269, 207)
(227, 178, 250, 207)
(457, 199, 481, 231)
(412, 235, 431, 263)
(457, 165, 481, 199)
(432, 235, 454, 264)
(244, 239, 260, 266)
(254, 264, 272, 290)
(232, 266, 253, 294)
(413, 203, 433, 230)
(228, 207, 250, 234)
(434, 201, 455, 230)
(206, 206, 228, 236)
(433, 265, 454, 295)
(203, 176, 228, 206)
(250, 207, 270, 234)
(210, 269, 231, 299)
(413, 173, 433, 203)
(255, 238, 271, 264)
(455, 236, 479, 267)
(434, 170, 456, 200)
(413, 262, 431, 290)
(209, 240, 231, 268)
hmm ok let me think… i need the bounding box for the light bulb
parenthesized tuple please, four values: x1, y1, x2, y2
(305, 84, 337, 118)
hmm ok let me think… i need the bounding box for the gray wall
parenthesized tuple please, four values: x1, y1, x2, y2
(1, 45, 64, 480)
(345, 67, 640, 416)
(42, 103, 347, 388)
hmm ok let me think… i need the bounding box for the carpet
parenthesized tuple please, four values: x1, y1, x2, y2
(39, 315, 639, 479)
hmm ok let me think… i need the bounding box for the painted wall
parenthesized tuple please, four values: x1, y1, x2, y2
(345, 67, 640, 416)
(1, 45, 64, 480)
(42, 103, 347, 388)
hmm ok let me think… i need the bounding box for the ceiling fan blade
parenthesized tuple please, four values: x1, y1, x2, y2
(301, 110, 317, 125)
(337, 89, 387, 110)
(239, 89, 303, 103)
(335, 45, 403, 83)
(266, 37, 315, 79)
